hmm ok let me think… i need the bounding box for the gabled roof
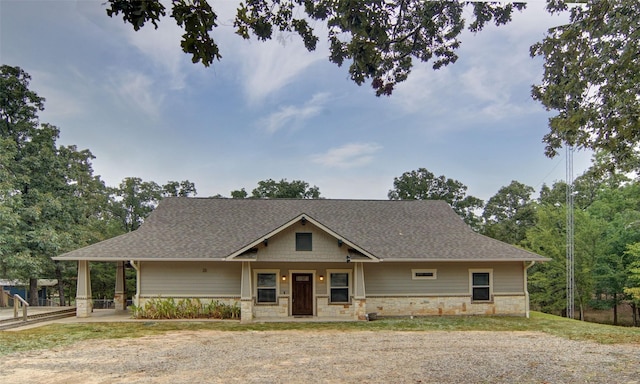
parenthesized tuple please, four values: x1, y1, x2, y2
(54, 198, 548, 262)
(224, 213, 377, 261)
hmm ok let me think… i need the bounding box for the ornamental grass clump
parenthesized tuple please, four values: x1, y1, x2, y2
(131, 298, 240, 320)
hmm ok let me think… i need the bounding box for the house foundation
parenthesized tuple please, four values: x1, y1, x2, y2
(366, 295, 527, 317)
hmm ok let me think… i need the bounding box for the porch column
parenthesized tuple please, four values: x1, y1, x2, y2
(114, 261, 126, 311)
(353, 262, 367, 320)
(76, 260, 92, 317)
(240, 261, 253, 323)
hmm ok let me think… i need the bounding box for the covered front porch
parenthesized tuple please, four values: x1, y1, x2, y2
(71, 259, 369, 322)
(238, 261, 368, 322)
(75, 260, 130, 318)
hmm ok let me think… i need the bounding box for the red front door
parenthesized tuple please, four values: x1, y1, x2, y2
(292, 273, 313, 316)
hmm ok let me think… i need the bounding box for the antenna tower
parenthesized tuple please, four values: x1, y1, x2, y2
(566, 146, 575, 319)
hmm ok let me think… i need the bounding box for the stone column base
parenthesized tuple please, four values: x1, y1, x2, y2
(76, 297, 92, 318)
(354, 298, 367, 320)
(240, 299, 253, 323)
(114, 293, 126, 311)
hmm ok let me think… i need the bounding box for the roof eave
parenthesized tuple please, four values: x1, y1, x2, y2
(382, 257, 551, 262)
(52, 256, 228, 262)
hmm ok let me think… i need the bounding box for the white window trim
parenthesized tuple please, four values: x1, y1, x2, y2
(327, 269, 352, 304)
(469, 268, 493, 302)
(254, 269, 280, 305)
(411, 269, 437, 280)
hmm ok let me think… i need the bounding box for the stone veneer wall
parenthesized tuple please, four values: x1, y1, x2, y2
(366, 295, 527, 317)
(248, 296, 367, 320)
(316, 295, 361, 319)
(253, 297, 290, 318)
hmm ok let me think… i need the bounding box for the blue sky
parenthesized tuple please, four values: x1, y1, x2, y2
(0, 0, 591, 202)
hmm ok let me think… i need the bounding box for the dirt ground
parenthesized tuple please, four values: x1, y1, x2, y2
(2, 330, 639, 383)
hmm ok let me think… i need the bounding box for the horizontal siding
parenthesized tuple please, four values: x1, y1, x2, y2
(492, 262, 525, 293)
(364, 262, 524, 295)
(256, 221, 347, 262)
(140, 261, 241, 296)
(139, 261, 524, 298)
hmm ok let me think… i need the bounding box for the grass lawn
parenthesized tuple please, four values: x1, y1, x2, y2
(1, 311, 638, 356)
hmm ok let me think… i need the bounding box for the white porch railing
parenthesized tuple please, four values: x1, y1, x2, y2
(13, 294, 29, 321)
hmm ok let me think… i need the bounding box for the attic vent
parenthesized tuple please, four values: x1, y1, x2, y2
(296, 233, 312, 251)
(412, 269, 437, 280)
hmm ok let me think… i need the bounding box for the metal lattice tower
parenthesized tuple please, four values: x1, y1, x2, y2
(566, 146, 575, 319)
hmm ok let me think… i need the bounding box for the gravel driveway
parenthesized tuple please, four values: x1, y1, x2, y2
(2, 330, 639, 383)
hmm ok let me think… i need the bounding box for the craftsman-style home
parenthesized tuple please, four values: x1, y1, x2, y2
(54, 198, 548, 321)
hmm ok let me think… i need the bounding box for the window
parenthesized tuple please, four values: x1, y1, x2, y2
(412, 269, 437, 280)
(296, 233, 312, 251)
(256, 271, 278, 304)
(328, 270, 351, 303)
(470, 270, 492, 302)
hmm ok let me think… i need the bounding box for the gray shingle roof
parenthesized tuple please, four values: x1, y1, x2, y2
(54, 198, 547, 262)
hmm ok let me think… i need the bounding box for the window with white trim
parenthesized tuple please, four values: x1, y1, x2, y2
(328, 269, 351, 304)
(255, 270, 278, 304)
(412, 269, 437, 280)
(470, 269, 492, 302)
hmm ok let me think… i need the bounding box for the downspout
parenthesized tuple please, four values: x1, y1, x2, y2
(129, 260, 140, 306)
(524, 261, 536, 318)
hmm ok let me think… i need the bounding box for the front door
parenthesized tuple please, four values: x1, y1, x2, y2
(292, 273, 313, 316)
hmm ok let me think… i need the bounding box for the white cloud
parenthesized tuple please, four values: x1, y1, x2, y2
(29, 69, 84, 120)
(107, 71, 163, 118)
(100, 4, 192, 90)
(311, 143, 383, 169)
(391, 3, 565, 123)
(113, 15, 188, 90)
(239, 33, 326, 104)
(261, 92, 330, 133)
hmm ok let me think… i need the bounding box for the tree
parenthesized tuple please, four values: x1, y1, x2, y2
(162, 180, 197, 197)
(105, 0, 524, 96)
(109, 178, 162, 233)
(388, 168, 483, 228)
(231, 179, 321, 199)
(482, 180, 536, 245)
(587, 181, 640, 325)
(524, 203, 603, 318)
(531, 0, 640, 171)
(624, 243, 640, 326)
(528, 156, 640, 324)
(230, 188, 248, 199)
(1, 65, 111, 305)
(109, 178, 197, 233)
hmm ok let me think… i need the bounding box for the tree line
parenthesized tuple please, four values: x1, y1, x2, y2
(0, 66, 196, 305)
(3, 64, 640, 326)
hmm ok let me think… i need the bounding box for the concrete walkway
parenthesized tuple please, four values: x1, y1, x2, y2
(0, 306, 75, 321)
(0, 307, 134, 331)
(1, 307, 356, 331)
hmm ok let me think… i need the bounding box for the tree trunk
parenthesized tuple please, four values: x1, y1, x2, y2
(613, 293, 618, 326)
(55, 261, 66, 306)
(632, 303, 638, 327)
(29, 277, 39, 306)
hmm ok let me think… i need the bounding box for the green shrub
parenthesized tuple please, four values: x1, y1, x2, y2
(132, 298, 240, 320)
